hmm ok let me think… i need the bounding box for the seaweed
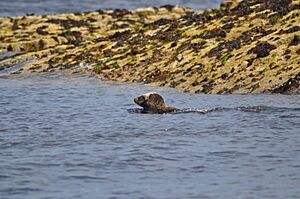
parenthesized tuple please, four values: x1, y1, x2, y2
(7, 45, 13, 51)
(152, 30, 181, 43)
(38, 39, 45, 50)
(289, 35, 300, 46)
(59, 31, 83, 45)
(110, 9, 131, 18)
(152, 18, 173, 27)
(109, 30, 132, 41)
(202, 29, 226, 39)
(222, 23, 235, 30)
(182, 10, 218, 26)
(238, 27, 275, 45)
(144, 69, 170, 83)
(263, 0, 292, 15)
(278, 26, 300, 34)
(12, 19, 19, 31)
(247, 41, 276, 58)
(47, 19, 88, 29)
(191, 41, 206, 52)
(36, 26, 48, 35)
(207, 39, 241, 58)
(201, 80, 215, 94)
(231, 1, 254, 17)
(160, 5, 175, 11)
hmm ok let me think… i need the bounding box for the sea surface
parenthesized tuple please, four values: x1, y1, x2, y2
(0, 0, 224, 17)
(0, 74, 300, 199)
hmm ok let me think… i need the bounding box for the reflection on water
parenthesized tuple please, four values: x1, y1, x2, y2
(0, 75, 299, 199)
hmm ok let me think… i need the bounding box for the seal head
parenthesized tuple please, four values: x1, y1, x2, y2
(134, 92, 179, 114)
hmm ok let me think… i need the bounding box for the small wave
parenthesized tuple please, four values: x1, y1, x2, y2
(234, 106, 300, 113)
(127, 108, 144, 114)
(128, 106, 300, 114)
(65, 175, 108, 181)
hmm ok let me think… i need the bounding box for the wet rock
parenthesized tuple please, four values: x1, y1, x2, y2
(272, 73, 300, 94)
(160, 5, 175, 12)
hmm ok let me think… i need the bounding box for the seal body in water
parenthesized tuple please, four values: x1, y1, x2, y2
(134, 92, 180, 114)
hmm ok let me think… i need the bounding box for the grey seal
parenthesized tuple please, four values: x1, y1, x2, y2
(134, 92, 180, 114)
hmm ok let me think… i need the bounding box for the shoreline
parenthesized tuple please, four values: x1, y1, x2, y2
(0, 0, 299, 94)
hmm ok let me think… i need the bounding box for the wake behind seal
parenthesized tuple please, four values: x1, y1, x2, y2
(133, 92, 180, 114)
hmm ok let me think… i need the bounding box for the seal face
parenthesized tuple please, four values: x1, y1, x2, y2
(134, 92, 179, 114)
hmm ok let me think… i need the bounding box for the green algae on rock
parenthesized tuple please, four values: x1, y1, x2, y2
(0, 0, 299, 94)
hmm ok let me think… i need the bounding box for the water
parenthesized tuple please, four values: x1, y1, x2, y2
(0, 74, 299, 199)
(0, 0, 224, 17)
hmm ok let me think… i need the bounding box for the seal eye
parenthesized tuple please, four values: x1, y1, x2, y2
(140, 96, 146, 103)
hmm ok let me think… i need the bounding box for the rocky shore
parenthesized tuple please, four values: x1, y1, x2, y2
(0, 0, 299, 93)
